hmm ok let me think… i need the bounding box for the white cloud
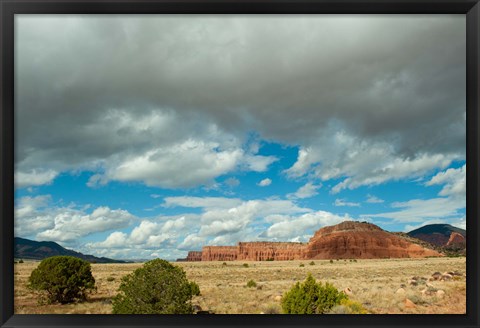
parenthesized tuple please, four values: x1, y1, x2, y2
(284, 127, 461, 194)
(362, 197, 464, 223)
(257, 178, 272, 187)
(36, 206, 136, 243)
(334, 198, 360, 207)
(163, 196, 242, 209)
(261, 211, 349, 241)
(426, 164, 466, 197)
(289, 182, 321, 199)
(15, 169, 58, 188)
(366, 194, 384, 203)
(243, 155, 278, 172)
(107, 140, 244, 188)
(86, 174, 109, 188)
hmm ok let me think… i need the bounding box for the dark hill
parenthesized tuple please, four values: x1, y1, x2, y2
(14, 237, 127, 263)
(407, 224, 465, 246)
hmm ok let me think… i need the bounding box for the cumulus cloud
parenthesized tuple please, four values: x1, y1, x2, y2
(15, 195, 136, 243)
(426, 164, 466, 197)
(15, 169, 58, 188)
(288, 182, 321, 199)
(257, 178, 272, 187)
(261, 211, 350, 241)
(334, 199, 360, 207)
(15, 15, 465, 192)
(285, 129, 461, 194)
(36, 206, 136, 243)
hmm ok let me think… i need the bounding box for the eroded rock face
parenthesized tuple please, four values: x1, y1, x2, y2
(186, 251, 203, 261)
(305, 221, 442, 259)
(201, 246, 238, 261)
(446, 232, 466, 246)
(237, 242, 306, 261)
(188, 221, 442, 261)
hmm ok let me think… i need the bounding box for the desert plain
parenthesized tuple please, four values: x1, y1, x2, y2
(14, 256, 466, 314)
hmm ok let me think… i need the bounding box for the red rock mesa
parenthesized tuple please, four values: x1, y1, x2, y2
(305, 221, 441, 259)
(182, 221, 442, 261)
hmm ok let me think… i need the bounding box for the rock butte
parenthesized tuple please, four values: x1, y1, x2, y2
(182, 221, 443, 261)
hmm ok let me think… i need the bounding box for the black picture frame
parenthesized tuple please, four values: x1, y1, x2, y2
(1, 1, 479, 327)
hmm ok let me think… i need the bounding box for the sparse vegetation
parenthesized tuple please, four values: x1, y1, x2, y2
(309, 261, 315, 266)
(106, 277, 115, 282)
(299, 263, 305, 267)
(281, 274, 348, 314)
(14, 257, 466, 314)
(329, 299, 368, 314)
(246, 280, 257, 288)
(242, 263, 249, 268)
(112, 259, 197, 314)
(28, 256, 96, 304)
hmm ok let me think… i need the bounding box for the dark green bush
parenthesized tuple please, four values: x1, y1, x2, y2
(189, 281, 201, 296)
(112, 259, 197, 314)
(246, 279, 257, 288)
(309, 261, 315, 266)
(299, 263, 305, 267)
(28, 256, 96, 304)
(330, 259, 334, 264)
(281, 274, 348, 314)
(107, 276, 115, 282)
(19, 259, 24, 264)
(243, 263, 249, 268)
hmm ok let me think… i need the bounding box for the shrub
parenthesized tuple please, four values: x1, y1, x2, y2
(330, 259, 334, 264)
(189, 281, 201, 296)
(309, 261, 315, 266)
(262, 303, 281, 314)
(246, 280, 257, 288)
(107, 276, 115, 282)
(112, 259, 197, 314)
(28, 256, 96, 304)
(243, 263, 249, 268)
(19, 259, 24, 264)
(222, 262, 227, 266)
(281, 274, 348, 314)
(299, 263, 305, 267)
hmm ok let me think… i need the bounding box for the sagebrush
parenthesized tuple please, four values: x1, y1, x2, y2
(112, 259, 198, 314)
(281, 274, 347, 314)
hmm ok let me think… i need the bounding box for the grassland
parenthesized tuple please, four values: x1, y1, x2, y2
(14, 257, 466, 314)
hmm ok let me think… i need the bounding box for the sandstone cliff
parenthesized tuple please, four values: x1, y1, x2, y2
(237, 242, 306, 261)
(186, 251, 203, 261)
(201, 246, 238, 261)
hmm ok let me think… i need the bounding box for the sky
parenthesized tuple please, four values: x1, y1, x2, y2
(14, 15, 466, 261)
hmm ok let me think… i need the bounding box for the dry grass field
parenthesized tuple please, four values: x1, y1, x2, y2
(14, 257, 466, 314)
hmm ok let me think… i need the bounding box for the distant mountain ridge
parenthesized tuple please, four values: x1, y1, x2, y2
(14, 237, 127, 263)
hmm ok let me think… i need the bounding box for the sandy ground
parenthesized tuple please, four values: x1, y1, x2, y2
(14, 257, 466, 314)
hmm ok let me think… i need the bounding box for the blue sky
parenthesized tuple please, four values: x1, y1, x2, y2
(14, 15, 466, 260)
